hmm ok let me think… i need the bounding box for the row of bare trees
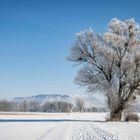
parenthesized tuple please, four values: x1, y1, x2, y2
(0, 99, 106, 112)
(42, 101, 73, 112)
(0, 100, 41, 112)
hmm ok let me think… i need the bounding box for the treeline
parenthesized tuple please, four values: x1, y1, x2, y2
(0, 99, 106, 112)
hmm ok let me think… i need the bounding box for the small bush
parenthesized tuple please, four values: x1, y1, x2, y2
(125, 113, 139, 122)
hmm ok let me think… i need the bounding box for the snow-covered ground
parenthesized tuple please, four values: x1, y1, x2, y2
(0, 112, 139, 140)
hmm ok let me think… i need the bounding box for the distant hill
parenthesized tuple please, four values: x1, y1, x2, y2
(14, 94, 70, 103)
(14, 94, 104, 107)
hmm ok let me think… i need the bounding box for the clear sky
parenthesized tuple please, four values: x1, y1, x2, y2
(0, 0, 140, 99)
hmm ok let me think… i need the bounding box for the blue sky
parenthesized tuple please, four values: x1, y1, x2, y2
(0, 0, 140, 99)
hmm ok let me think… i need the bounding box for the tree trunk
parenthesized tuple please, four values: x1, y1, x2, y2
(110, 109, 122, 121)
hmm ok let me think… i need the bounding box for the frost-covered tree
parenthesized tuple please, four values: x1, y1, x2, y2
(0, 100, 12, 111)
(68, 18, 140, 121)
(75, 97, 85, 112)
(28, 101, 41, 112)
(19, 100, 29, 112)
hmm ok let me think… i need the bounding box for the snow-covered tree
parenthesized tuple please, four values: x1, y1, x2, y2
(19, 100, 29, 112)
(0, 100, 12, 111)
(68, 18, 140, 121)
(28, 101, 41, 112)
(75, 97, 85, 112)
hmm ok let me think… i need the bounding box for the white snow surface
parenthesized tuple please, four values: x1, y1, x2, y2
(0, 112, 139, 140)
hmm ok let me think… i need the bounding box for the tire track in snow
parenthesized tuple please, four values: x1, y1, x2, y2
(37, 125, 61, 140)
(37, 122, 119, 140)
(37, 122, 72, 140)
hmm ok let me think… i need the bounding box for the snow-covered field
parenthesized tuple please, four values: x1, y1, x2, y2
(0, 112, 139, 140)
